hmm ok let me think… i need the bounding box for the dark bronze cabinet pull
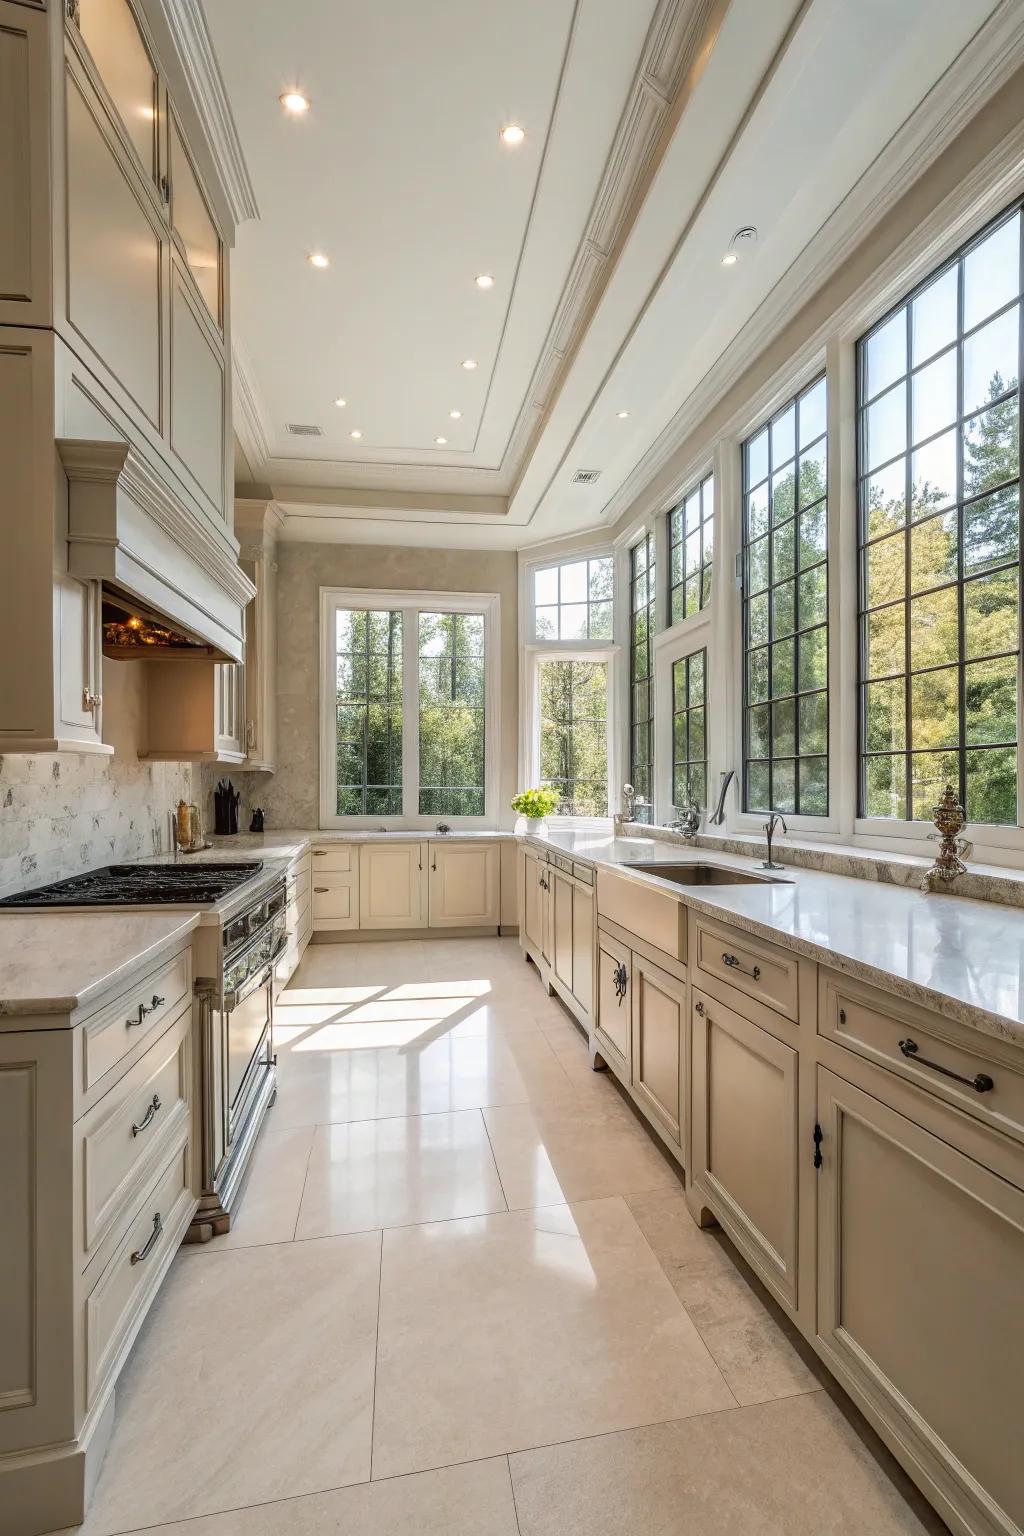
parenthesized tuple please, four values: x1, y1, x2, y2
(151, 994, 165, 1010)
(613, 962, 628, 1002)
(723, 952, 760, 980)
(898, 1038, 994, 1094)
(130, 1212, 163, 1265)
(127, 994, 165, 1028)
(131, 1093, 162, 1137)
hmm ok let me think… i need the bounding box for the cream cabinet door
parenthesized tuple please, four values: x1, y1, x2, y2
(690, 987, 799, 1312)
(631, 954, 684, 1145)
(428, 842, 499, 927)
(213, 662, 244, 760)
(0, 0, 51, 327)
(570, 879, 594, 1021)
(595, 932, 631, 1079)
(76, 0, 159, 183)
(522, 852, 549, 961)
(816, 1067, 1024, 1535)
(359, 842, 427, 929)
(312, 872, 359, 931)
(550, 868, 574, 994)
(56, 574, 103, 742)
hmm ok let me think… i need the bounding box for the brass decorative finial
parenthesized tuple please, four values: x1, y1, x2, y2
(921, 783, 972, 891)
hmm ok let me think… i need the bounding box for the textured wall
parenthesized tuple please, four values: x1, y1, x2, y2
(0, 660, 194, 897)
(227, 540, 520, 832)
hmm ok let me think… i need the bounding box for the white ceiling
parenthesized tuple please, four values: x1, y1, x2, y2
(209, 0, 1019, 549)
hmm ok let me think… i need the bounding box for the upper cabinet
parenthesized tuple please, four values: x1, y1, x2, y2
(234, 499, 283, 772)
(168, 108, 221, 328)
(77, 0, 159, 183)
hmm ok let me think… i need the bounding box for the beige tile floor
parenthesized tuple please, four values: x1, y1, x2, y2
(76, 936, 948, 1536)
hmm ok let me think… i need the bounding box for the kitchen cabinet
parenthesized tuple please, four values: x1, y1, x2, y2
(235, 499, 283, 772)
(428, 841, 500, 927)
(139, 659, 245, 763)
(359, 841, 428, 930)
(521, 847, 550, 964)
(570, 877, 595, 1019)
(545, 859, 595, 1029)
(595, 931, 632, 1078)
(0, 0, 52, 329)
(551, 866, 574, 993)
(816, 1064, 1024, 1536)
(631, 953, 684, 1144)
(689, 985, 799, 1312)
(275, 849, 312, 992)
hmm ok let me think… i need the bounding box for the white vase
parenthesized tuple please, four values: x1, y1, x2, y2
(524, 815, 547, 833)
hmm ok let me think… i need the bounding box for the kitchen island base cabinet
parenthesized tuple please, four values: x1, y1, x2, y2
(816, 1067, 1024, 1536)
(690, 989, 799, 1314)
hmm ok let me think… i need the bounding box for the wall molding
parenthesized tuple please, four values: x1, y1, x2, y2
(146, 0, 258, 227)
(594, 0, 1024, 531)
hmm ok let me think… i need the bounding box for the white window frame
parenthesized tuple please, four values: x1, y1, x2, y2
(526, 551, 615, 643)
(319, 587, 500, 830)
(522, 643, 621, 827)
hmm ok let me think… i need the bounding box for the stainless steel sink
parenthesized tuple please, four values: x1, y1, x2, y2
(621, 862, 792, 886)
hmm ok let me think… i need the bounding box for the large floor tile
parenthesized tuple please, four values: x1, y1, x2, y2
(482, 1097, 682, 1208)
(81, 1233, 381, 1534)
(94, 1457, 519, 1536)
(626, 1190, 821, 1405)
(272, 1029, 575, 1128)
(371, 1196, 734, 1479)
(509, 1392, 942, 1535)
(294, 1109, 507, 1237)
(183, 1125, 314, 1251)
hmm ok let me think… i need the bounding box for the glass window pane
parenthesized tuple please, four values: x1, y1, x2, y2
(748, 702, 770, 758)
(864, 679, 905, 752)
(963, 398, 1019, 499)
(965, 567, 1018, 660)
(910, 665, 959, 750)
(800, 691, 828, 755)
(909, 510, 957, 593)
(866, 604, 905, 679)
(589, 601, 612, 640)
(799, 377, 828, 447)
(772, 405, 795, 467)
(747, 482, 770, 540)
(912, 268, 957, 365)
(866, 531, 905, 608)
(747, 760, 770, 812)
(773, 519, 795, 581)
(798, 440, 827, 509)
(865, 753, 907, 820)
(866, 382, 907, 471)
(911, 751, 960, 821)
(799, 756, 828, 816)
(772, 580, 795, 638)
(534, 567, 558, 606)
(864, 458, 907, 538)
(963, 486, 1019, 573)
(865, 311, 906, 399)
(910, 585, 958, 671)
(559, 603, 588, 641)
(964, 305, 1019, 417)
(746, 427, 769, 487)
(965, 656, 1016, 746)
(963, 213, 1021, 331)
(535, 605, 558, 639)
(747, 536, 769, 594)
(912, 348, 957, 445)
(772, 466, 796, 524)
(911, 429, 957, 515)
(589, 557, 613, 601)
(966, 747, 1017, 824)
(773, 760, 796, 814)
(560, 561, 587, 604)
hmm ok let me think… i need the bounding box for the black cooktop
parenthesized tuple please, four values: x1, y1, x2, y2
(0, 862, 264, 908)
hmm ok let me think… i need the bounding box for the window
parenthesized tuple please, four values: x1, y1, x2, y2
(538, 659, 609, 815)
(672, 648, 707, 811)
(669, 473, 714, 623)
(742, 376, 829, 816)
(858, 204, 1021, 826)
(533, 557, 613, 640)
(418, 612, 486, 816)
(321, 589, 497, 825)
(335, 608, 403, 816)
(629, 531, 656, 821)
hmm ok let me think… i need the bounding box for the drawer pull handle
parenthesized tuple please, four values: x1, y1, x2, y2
(131, 1093, 162, 1137)
(613, 962, 628, 1002)
(130, 1212, 163, 1265)
(723, 952, 760, 981)
(126, 994, 166, 1028)
(314, 886, 329, 893)
(151, 994, 165, 1010)
(898, 1037, 994, 1094)
(313, 849, 327, 856)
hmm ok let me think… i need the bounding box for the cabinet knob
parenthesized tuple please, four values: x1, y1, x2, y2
(83, 688, 102, 710)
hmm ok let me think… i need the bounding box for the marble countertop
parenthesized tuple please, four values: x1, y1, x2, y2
(524, 829, 1024, 1050)
(0, 910, 200, 1023)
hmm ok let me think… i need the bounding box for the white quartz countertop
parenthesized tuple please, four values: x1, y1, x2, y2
(200, 829, 514, 857)
(0, 910, 199, 1023)
(525, 829, 1024, 1050)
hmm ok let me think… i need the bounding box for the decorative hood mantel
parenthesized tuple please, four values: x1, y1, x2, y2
(58, 440, 255, 663)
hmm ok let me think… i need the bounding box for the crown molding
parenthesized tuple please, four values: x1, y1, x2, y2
(595, 0, 1024, 530)
(145, 0, 258, 228)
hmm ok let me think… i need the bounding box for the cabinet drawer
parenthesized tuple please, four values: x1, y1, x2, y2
(820, 971, 1024, 1147)
(596, 869, 686, 963)
(311, 844, 354, 872)
(85, 1136, 191, 1407)
(80, 1004, 192, 1260)
(82, 946, 192, 1094)
(572, 862, 595, 886)
(312, 874, 357, 926)
(693, 916, 798, 1022)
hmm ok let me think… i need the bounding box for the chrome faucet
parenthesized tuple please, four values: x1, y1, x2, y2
(760, 812, 788, 870)
(668, 802, 701, 840)
(613, 783, 645, 834)
(708, 769, 736, 826)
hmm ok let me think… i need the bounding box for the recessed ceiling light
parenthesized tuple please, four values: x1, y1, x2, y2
(721, 252, 739, 267)
(280, 91, 310, 114)
(308, 252, 329, 269)
(334, 397, 347, 408)
(350, 429, 362, 439)
(501, 124, 525, 145)
(616, 410, 630, 419)
(449, 409, 462, 419)
(461, 359, 478, 371)
(435, 436, 448, 446)
(475, 273, 495, 290)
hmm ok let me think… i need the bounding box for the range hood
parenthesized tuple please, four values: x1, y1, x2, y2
(58, 440, 255, 663)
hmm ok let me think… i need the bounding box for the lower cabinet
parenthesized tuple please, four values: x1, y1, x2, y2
(595, 931, 632, 1077)
(428, 841, 499, 927)
(359, 841, 427, 930)
(522, 849, 549, 963)
(690, 986, 799, 1311)
(816, 1066, 1024, 1536)
(631, 954, 685, 1144)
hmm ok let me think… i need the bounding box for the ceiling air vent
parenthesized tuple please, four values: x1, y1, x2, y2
(572, 468, 601, 485)
(286, 422, 322, 437)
